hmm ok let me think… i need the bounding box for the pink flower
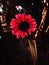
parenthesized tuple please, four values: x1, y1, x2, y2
(10, 14, 37, 39)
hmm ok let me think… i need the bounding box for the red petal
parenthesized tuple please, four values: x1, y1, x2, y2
(27, 15, 32, 20)
(15, 30, 21, 39)
(10, 14, 37, 39)
(25, 32, 28, 36)
(15, 14, 22, 22)
(29, 28, 37, 32)
(25, 15, 32, 22)
(11, 18, 18, 23)
(31, 21, 36, 24)
(30, 24, 37, 28)
(10, 18, 18, 25)
(25, 15, 28, 21)
(10, 19, 19, 29)
(10, 23, 18, 29)
(11, 30, 17, 35)
(21, 14, 25, 21)
(31, 19, 36, 22)
(20, 31, 26, 38)
(28, 29, 31, 35)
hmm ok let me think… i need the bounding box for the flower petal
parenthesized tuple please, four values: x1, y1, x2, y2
(29, 28, 37, 32)
(30, 24, 37, 28)
(25, 15, 32, 22)
(15, 30, 21, 39)
(10, 14, 37, 39)
(20, 31, 26, 38)
(21, 14, 25, 21)
(11, 30, 17, 35)
(25, 32, 28, 37)
(28, 29, 31, 35)
(25, 15, 28, 21)
(10, 18, 18, 25)
(15, 14, 22, 22)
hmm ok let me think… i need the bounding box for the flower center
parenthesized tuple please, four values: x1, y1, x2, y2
(19, 21, 30, 31)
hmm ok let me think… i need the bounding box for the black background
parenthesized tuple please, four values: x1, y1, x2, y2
(0, 0, 49, 65)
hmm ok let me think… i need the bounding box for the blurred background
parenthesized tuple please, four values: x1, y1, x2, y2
(0, 0, 49, 65)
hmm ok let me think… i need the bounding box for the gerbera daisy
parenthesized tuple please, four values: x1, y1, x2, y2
(10, 14, 37, 39)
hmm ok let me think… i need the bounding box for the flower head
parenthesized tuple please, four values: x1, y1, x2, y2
(10, 14, 37, 39)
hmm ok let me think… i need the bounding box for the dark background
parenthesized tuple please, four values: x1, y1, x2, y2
(0, 0, 49, 65)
